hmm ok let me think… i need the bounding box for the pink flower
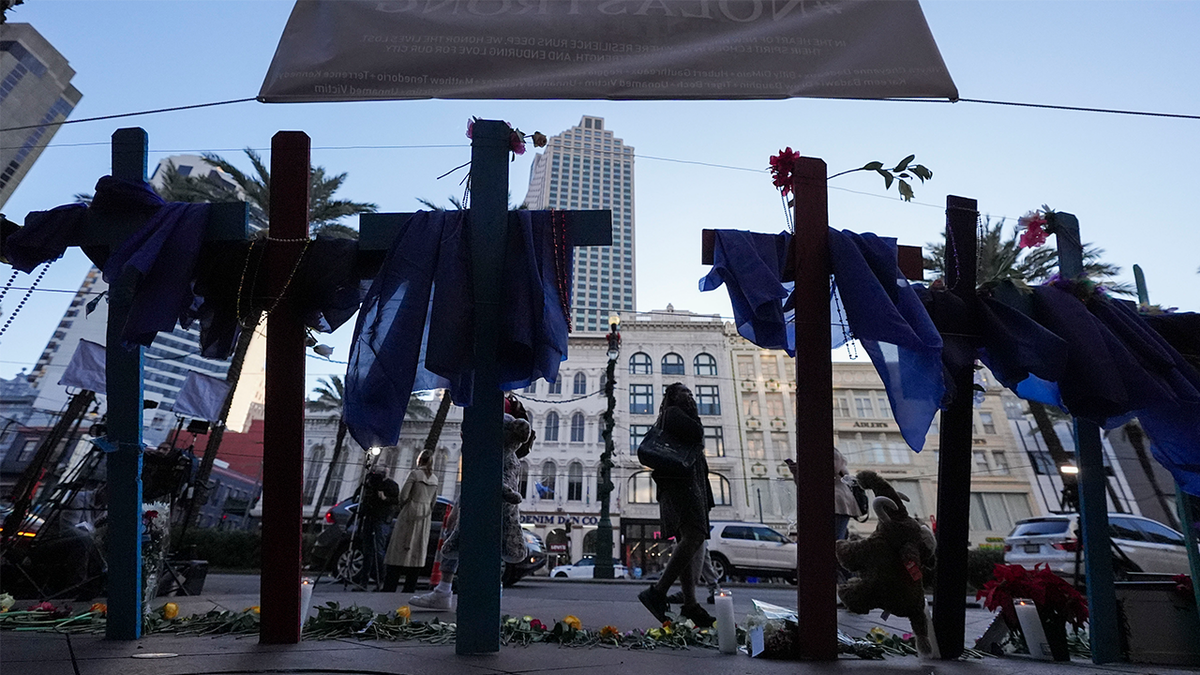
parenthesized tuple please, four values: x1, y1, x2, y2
(530, 618, 546, 631)
(769, 147, 801, 196)
(466, 119, 474, 139)
(509, 129, 527, 155)
(1017, 210, 1048, 249)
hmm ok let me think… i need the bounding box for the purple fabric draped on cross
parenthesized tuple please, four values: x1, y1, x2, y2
(344, 210, 570, 450)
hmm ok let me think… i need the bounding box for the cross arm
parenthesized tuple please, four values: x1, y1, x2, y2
(699, 228, 925, 281)
(79, 201, 249, 248)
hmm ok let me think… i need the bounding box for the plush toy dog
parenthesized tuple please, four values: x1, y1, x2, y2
(835, 470, 938, 656)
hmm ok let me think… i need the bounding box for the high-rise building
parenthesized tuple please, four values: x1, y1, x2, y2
(524, 116, 635, 333)
(0, 23, 83, 209)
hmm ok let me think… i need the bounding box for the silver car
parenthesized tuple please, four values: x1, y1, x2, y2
(1003, 513, 1194, 579)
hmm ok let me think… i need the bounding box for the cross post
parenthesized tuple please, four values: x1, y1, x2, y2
(1054, 212, 1121, 664)
(21, 127, 250, 639)
(259, 131, 311, 644)
(932, 194, 978, 659)
(355, 119, 610, 653)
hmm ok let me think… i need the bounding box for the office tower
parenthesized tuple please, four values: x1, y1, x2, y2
(0, 23, 83, 209)
(524, 116, 635, 333)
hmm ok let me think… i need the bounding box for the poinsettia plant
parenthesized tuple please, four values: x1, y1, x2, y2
(977, 563, 1089, 630)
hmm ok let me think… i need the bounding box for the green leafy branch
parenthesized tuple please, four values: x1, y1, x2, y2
(830, 154, 933, 202)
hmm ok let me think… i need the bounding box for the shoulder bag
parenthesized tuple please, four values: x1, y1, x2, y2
(637, 424, 699, 477)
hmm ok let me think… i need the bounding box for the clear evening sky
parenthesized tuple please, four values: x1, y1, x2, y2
(2, 1, 1197, 394)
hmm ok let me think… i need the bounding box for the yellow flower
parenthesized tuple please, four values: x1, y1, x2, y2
(396, 605, 411, 620)
(90, 603, 107, 616)
(599, 625, 620, 639)
(648, 627, 662, 639)
(661, 620, 673, 635)
(162, 602, 178, 620)
(245, 606, 261, 615)
(868, 626, 888, 642)
(563, 615, 582, 630)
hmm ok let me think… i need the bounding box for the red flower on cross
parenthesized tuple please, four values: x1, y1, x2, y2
(768, 147, 801, 196)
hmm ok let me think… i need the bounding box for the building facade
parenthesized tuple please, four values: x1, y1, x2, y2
(0, 23, 82, 209)
(523, 116, 635, 333)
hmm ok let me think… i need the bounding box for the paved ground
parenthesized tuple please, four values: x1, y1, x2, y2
(3, 575, 1198, 675)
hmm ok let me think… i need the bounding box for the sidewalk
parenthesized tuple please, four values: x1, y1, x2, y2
(3, 579, 1198, 675)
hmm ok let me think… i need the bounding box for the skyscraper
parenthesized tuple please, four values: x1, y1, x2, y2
(0, 23, 83, 209)
(524, 116, 635, 333)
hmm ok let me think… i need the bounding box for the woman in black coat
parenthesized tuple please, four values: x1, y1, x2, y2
(637, 383, 716, 627)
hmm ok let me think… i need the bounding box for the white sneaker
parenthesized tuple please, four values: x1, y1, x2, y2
(409, 589, 453, 610)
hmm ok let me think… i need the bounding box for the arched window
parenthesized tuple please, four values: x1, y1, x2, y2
(661, 352, 685, 375)
(567, 462, 584, 501)
(539, 460, 557, 499)
(545, 411, 560, 441)
(518, 460, 530, 500)
(548, 377, 562, 395)
(694, 352, 718, 376)
(570, 413, 585, 442)
(573, 372, 588, 395)
(627, 471, 658, 503)
(708, 473, 733, 506)
(629, 352, 652, 375)
(303, 445, 325, 504)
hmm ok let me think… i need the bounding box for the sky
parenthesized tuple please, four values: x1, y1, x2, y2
(2, 0, 1198, 395)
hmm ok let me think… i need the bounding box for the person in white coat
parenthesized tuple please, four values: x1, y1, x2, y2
(382, 450, 440, 593)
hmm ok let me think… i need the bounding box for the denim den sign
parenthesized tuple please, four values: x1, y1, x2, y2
(258, 0, 958, 102)
(521, 513, 601, 526)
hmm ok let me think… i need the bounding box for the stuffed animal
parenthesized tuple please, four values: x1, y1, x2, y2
(437, 412, 532, 565)
(835, 470, 938, 656)
(500, 413, 531, 564)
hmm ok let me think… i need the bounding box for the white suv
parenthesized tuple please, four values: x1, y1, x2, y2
(706, 521, 797, 582)
(1003, 513, 1194, 579)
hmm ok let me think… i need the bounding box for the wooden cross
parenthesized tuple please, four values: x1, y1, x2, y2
(20, 128, 250, 640)
(700, 162, 934, 661)
(254, 121, 611, 648)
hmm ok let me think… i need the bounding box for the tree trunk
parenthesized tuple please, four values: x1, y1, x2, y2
(184, 310, 261, 531)
(308, 418, 348, 526)
(1028, 401, 1079, 510)
(1123, 421, 1180, 530)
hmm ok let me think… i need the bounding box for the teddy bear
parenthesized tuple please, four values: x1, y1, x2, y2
(835, 470, 938, 656)
(439, 411, 532, 565)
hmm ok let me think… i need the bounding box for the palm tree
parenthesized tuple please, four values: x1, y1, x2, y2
(308, 376, 349, 524)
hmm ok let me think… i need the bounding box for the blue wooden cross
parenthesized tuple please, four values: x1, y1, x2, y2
(353, 120, 611, 654)
(47, 128, 248, 639)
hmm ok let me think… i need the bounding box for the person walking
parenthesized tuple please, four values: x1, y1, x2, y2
(637, 383, 716, 628)
(382, 450, 440, 593)
(785, 447, 862, 540)
(665, 539, 720, 605)
(354, 467, 400, 589)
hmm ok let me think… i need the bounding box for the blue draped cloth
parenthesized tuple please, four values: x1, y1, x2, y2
(344, 210, 570, 449)
(700, 229, 944, 452)
(10, 176, 210, 349)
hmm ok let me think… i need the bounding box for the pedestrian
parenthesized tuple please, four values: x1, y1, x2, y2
(353, 466, 400, 589)
(382, 450, 440, 593)
(637, 383, 717, 628)
(665, 539, 720, 605)
(785, 447, 862, 541)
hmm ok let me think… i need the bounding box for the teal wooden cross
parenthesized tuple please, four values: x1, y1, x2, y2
(354, 120, 611, 654)
(57, 128, 247, 639)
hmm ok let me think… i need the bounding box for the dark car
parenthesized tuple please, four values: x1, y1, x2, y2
(309, 497, 546, 587)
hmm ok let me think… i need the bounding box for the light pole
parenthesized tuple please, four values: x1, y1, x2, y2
(593, 314, 621, 579)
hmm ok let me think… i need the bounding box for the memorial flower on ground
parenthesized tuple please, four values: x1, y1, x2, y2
(562, 614, 582, 630)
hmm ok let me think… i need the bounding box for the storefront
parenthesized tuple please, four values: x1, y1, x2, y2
(620, 518, 672, 580)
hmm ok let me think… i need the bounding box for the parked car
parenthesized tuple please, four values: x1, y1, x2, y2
(309, 497, 546, 587)
(1003, 513, 1195, 579)
(706, 521, 798, 583)
(549, 556, 630, 579)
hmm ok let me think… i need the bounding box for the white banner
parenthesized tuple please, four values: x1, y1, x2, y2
(58, 339, 107, 394)
(172, 371, 231, 422)
(259, 0, 957, 102)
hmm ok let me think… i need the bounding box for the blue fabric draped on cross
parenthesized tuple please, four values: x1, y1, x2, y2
(9, 176, 211, 349)
(700, 229, 944, 452)
(344, 210, 570, 450)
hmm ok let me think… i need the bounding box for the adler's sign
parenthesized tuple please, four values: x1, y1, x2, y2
(259, 0, 957, 102)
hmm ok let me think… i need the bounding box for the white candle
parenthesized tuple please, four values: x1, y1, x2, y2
(715, 590, 737, 654)
(1012, 599, 1051, 660)
(300, 577, 315, 631)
